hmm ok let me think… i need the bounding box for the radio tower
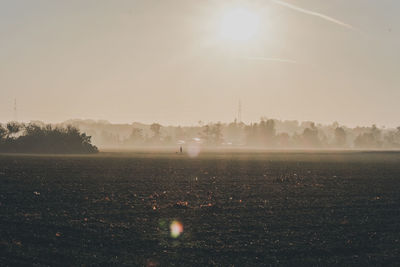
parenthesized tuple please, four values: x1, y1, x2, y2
(14, 98, 18, 121)
(237, 100, 242, 123)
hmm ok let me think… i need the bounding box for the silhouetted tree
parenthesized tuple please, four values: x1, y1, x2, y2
(354, 124, 383, 149)
(124, 127, 143, 146)
(334, 127, 347, 147)
(0, 125, 7, 140)
(150, 123, 162, 142)
(225, 119, 243, 144)
(0, 123, 98, 154)
(371, 124, 381, 141)
(6, 122, 22, 138)
(245, 123, 258, 146)
(201, 125, 211, 144)
(354, 133, 377, 148)
(259, 119, 276, 146)
(383, 129, 400, 148)
(211, 123, 223, 145)
(201, 123, 223, 145)
(302, 123, 320, 147)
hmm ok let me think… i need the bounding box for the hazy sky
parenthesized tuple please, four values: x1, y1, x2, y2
(1, 0, 399, 127)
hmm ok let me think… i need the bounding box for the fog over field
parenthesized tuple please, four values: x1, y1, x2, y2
(33, 118, 400, 150)
(3, 118, 400, 152)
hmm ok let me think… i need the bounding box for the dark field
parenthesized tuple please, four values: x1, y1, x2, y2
(1, 152, 400, 266)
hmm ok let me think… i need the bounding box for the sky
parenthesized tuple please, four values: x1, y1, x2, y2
(1, 0, 399, 127)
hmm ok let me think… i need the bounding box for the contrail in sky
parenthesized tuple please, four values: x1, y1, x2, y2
(271, 0, 357, 31)
(241, 57, 297, 64)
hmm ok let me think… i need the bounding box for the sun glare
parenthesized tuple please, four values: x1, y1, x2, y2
(220, 8, 260, 41)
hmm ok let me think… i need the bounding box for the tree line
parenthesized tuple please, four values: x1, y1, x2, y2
(0, 122, 98, 154)
(61, 118, 400, 150)
(5, 119, 398, 152)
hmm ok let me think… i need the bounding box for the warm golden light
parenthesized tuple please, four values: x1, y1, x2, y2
(220, 8, 260, 41)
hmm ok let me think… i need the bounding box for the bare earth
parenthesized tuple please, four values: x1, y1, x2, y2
(1, 151, 400, 266)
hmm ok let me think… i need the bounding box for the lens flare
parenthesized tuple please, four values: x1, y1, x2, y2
(170, 220, 183, 238)
(187, 143, 201, 158)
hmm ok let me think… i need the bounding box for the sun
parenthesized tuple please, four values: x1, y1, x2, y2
(220, 8, 260, 42)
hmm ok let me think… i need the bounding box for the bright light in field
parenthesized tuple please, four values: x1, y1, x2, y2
(187, 143, 201, 158)
(220, 8, 260, 41)
(170, 220, 183, 238)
